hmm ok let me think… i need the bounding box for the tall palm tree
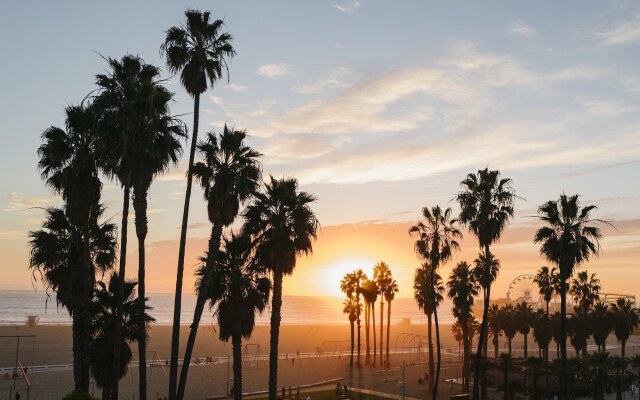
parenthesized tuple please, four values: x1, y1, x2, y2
(90, 272, 154, 400)
(242, 177, 318, 400)
(384, 276, 399, 367)
(591, 302, 612, 352)
(197, 234, 271, 400)
(37, 104, 104, 391)
(534, 194, 604, 400)
(534, 266, 556, 317)
(29, 206, 117, 390)
(570, 271, 601, 314)
(342, 298, 358, 367)
(177, 127, 261, 398)
(514, 302, 534, 357)
(500, 305, 517, 356)
(551, 312, 562, 361)
(456, 168, 516, 400)
(447, 261, 478, 389)
(161, 11, 236, 397)
(414, 263, 444, 391)
(373, 261, 391, 366)
(488, 304, 502, 359)
(531, 310, 553, 390)
(361, 277, 379, 366)
(452, 321, 464, 359)
(409, 205, 462, 399)
(611, 297, 639, 357)
(94, 54, 181, 399)
(341, 272, 357, 367)
(350, 269, 367, 367)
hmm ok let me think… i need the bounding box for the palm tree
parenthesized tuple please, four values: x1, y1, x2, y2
(447, 261, 478, 389)
(414, 263, 444, 390)
(452, 321, 464, 359)
(242, 177, 318, 400)
(350, 269, 367, 367)
(384, 276, 399, 367)
(341, 272, 357, 367)
(409, 205, 462, 399)
(551, 312, 562, 360)
(361, 277, 379, 366)
(488, 304, 502, 359)
(611, 298, 639, 357)
(177, 127, 261, 397)
(373, 261, 392, 366)
(500, 305, 517, 356)
(531, 311, 553, 390)
(534, 266, 556, 316)
(515, 302, 534, 358)
(37, 104, 104, 391)
(90, 272, 154, 400)
(456, 168, 516, 400)
(591, 301, 612, 352)
(29, 206, 117, 390)
(342, 298, 358, 367)
(94, 54, 187, 398)
(161, 11, 236, 398)
(570, 271, 601, 314)
(197, 234, 271, 400)
(534, 194, 604, 400)
(568, 307, 590, 356)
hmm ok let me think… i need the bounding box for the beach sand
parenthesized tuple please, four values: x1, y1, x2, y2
(0, 322, 465, 399)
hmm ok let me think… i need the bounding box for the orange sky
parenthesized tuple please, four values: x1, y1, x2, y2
(133, 218, 639, 300)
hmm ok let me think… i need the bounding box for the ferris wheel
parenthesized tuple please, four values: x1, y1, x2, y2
(506, 274, 541, 306)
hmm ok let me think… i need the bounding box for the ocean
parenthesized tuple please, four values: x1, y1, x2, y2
(0, 290, 456, 326)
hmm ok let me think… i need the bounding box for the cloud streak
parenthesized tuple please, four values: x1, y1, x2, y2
(256, 63, 293, 78)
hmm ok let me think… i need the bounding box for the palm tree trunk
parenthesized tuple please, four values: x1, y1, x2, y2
(350, 318, 354, 367)
(134, 184, 149, 400)
(494, 336, 499, 359)
(503, 361, 509, 400)
(81, 217, 92, 392)
(380, 300, 384, 366)
(372, 303, 376, 367)
(176, 223, 224, 399)
(462, 321, 469, 388)
(621, 339, 626, 358)
(473, 245, 491, 400)
(386, 299, 391, 367)
(268, 271, 284, 400)
(434, 306, 442, 400)
(560, 279, 568, 400)
(356, 293, 361, 367)
(170, 92, 200, 400)
(111, 185, 130, 400)
(508, 338, 512, 356)
(365, 302, 370, 366)
(232, 333, 243, 400)
(428, 313, 434, 392)
(524, 333, 528, 358)
(72, 313, 83, 390)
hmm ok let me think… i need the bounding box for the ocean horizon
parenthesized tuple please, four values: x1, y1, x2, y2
(0, 290, 456, 326)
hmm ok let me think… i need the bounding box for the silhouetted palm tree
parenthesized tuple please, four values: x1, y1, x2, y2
(373, 261, 392, 366)
(500, 305, 517, 356)
(591, 301, 612, 352)
(178, 127, 261, 395)
(90, 272, 154, 400)
(456, 168, 515, 399)
(409, 205, 461, 400)
(350, 268, 367, 367)
(611, 298, 639, 357)
(534, 194, 604, 400)
(447, 261, 478, 389)
(570, 271, 601, 314)
(414, 262, 444, 391)
(361, 277, 379, 366)
(488, 304, 502, 359)
(342, 298, 358, 367)
(515, 302, 534, 357)
(531, 310, 553, 390)
(568, 307, 590, 356)
(197, 234, 271, 400)
(29, 206, 117, 390)
(384, 276, 399, 367)
(341, 272, 357, 367)
(534, 266, 556, 317)
(242, 177, 318, 400)
(161, 11, 236, 398)
(37, 104, 105, 391)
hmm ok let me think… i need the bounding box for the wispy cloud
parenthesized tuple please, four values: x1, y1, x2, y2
(597, 14, 640, 46)
(4, 192, 58, 213)
(291, 67, 354, 94)
(508, 20, 537, 38)
(333, 0, 362, 14)
(256, 63, 293, 78)
(227, 83, 248, 93)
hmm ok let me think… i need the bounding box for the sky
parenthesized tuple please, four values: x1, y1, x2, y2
(0, 1, 639, 300)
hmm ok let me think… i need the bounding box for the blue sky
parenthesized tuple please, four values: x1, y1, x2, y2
(1, 1, 639, 296)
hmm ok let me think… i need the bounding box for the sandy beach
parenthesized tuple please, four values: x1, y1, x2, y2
(0, 322, 464, 399)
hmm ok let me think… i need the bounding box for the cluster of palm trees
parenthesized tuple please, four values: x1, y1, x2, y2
(407, 168, 625, 400)
(340, 262, 398, 369)
(29, 9, 319, 400)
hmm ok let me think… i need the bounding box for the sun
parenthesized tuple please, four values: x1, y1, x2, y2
(322, 258, 376, 297)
